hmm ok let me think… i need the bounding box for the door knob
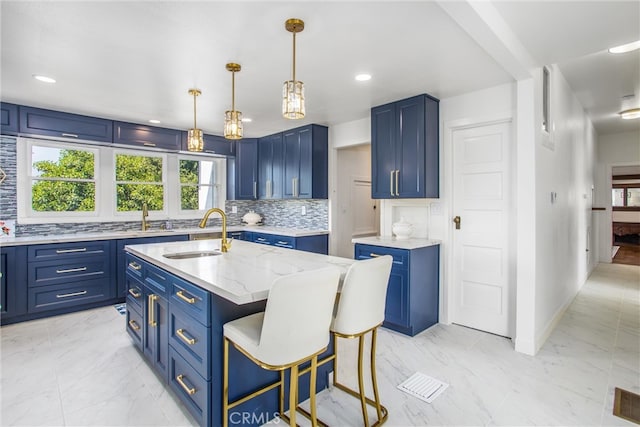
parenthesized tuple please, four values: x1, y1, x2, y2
(453, 216, 461, 230)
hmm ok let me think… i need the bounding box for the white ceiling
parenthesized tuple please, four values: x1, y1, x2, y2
(1, 1, 638, 138)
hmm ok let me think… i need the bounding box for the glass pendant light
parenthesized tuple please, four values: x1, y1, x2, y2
(282, 18, 305, 119)
(224, 63, 243, 140)
(187, 89, 203, 152)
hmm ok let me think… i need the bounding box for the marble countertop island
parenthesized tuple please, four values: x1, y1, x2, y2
(125, 239, 354, 304)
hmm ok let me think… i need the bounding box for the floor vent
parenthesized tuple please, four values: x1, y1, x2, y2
(397, 372, 448, 404)
(614, 387, 640, 425)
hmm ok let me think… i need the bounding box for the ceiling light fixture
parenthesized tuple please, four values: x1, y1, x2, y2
(33, 74, 56, 83)
(187, 88, 204, 152)
(608, 40, 640, 54)
(282, 18, 305, 119)
(355, 73, 372, 82)
(241, 117, 252, 123)
(619, 108, 640, 120)
(224, 63, 243, 140)
(148, 119, 161, 124)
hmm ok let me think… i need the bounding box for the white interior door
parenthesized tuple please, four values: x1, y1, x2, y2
(452, 121, 512, 337)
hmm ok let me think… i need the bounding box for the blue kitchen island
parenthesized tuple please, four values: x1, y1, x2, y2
(124, 239, 354, 427)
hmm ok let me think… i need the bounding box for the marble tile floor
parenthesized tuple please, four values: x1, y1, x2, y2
(1, 262, 638, 426)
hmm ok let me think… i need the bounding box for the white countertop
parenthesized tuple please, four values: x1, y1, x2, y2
(0, 226, 329, 247)
(125, 239, 354, 305)
(352, 236, 441, 250)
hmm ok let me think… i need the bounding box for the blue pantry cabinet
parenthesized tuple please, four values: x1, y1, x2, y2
(283, 124, 328, 199)
(257, 133, 284, 199)
(19, 106, 113, 143)
(354, 243, 439, 336)
(371, 94, 439, 199)
(0, 102, 19, 135)
(0, 246, 27, 320)
(234, 138, 259, 200)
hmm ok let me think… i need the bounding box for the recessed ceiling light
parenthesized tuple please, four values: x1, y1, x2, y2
(148, 119, 161, 124)
(608, 40, 640, 54)
(355, 73, 372, 82)
(241, 117, 252, 123)
(33, 74, 56, 83)
(619, 108, 640, 120)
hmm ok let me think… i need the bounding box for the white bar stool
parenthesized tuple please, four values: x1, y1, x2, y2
(302, 255, 393, 427)
(222, 266, 341, 427)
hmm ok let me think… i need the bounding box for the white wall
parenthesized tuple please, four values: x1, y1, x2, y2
(595, 130, 640, 262)
(530, 65, 598, 354)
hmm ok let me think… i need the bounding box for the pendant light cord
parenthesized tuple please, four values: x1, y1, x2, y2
(193, 92, 197, 129)
(292, 31, 296, 82)
(232, 71, 236, 112)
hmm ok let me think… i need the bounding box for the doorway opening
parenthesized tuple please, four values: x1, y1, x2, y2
(611, 165, 640, 266)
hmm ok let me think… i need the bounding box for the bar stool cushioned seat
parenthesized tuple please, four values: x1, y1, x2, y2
(223, 266, 341, 427)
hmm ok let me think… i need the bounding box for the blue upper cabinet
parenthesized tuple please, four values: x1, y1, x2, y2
(258, 133, 283, 199)
(114, 121, 183, 151)
(180, 133, 235, 157)
(283, 124, 328, 199)
(235, 138, 258, 200)
(0, 103, 19, 136)
(19, 106, 113, 143)
(371, 94, 439, 199)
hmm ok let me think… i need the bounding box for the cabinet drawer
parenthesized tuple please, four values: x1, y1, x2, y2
(28, 256, 110, 287)
(169, 304, 211, 379)
(19, 106, 113, 143)
(272, 235, 295, 249)
(354, 244, 408, 269)
(169, 348, 209, 427)
(170, 277, 210, 326)
(144, 262, 169, 296)
(227, 231, 245, 241)
(125, 253, 144, 280)
(27, 278, 111, 312)
(28, 241, 110, 262)
(251, 232, 272, 245)
(126, 305, 144, 350)
(125, 273, 144, 312)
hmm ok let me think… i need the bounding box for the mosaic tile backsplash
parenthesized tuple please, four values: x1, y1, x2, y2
(0, 136, 328, 237)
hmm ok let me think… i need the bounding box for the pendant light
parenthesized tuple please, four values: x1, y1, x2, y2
(224, 63, 243, 140)
(187, 88, 203, 152)
(282, 18, 305, 119)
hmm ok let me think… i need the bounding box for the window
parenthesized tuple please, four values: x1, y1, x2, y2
(27, 142, 97, 215)
(115, 152, 165, 211)
(179, 158, 220, 211)
(612, 186, 640, 207)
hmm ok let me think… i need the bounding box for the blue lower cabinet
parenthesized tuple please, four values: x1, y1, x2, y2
(247, 232, 328, 254)
(354, 243, 439, 336)
(227, 231, 245, 241)
(126, 303, 144, 351)
(1, 246, 27, 322)
(169, 347, 210, 427)
(143, 284, 170, 382)
(28, 278, 112, 313)
(169, 304, 211, 379)
(295, 234, 328, 254)
(170, 275, 211, 327)
(250, 232, 272, 246)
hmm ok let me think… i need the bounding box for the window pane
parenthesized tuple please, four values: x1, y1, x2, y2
(180, 160, 199, 184)
(116, 154, 162, 182)
(116, 184, 164, 211)
(32, 181, 95, 212)
(32, 146, 94, 179)
(181, 185, 216, 210)
(628, 188, 640, 207)
(612, 188, 625, 206)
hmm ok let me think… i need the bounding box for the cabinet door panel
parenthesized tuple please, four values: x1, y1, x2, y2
(126, 305, 144, 350)
(235, 139, 258, 200)
(396, 97, 425, 198)
(283, 130, 300, 198)
(297, 127, 313, 198)
(143, 288, 169, 382)
(258, 133, 283, 199)
(383, 269, 409, 328)
(1, 102, 19, 135)
(19, 106, 113, 142)
(114, 121, 182, 151)
(371, 104, 396, 198)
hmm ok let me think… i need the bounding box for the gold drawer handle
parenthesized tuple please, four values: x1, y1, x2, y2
(55, 248, 87, 254)
(369, 253, 381, 257)
(176, 290, 196, 304)
(148, 294, 157, 327)
(128, 288, 141, 298)
(176, 374, 196, 395)
(128, 262, 142, 271)
(176, 328, 196, 345)
(56, 266, 87, 274)
(128, 320, 140, 331)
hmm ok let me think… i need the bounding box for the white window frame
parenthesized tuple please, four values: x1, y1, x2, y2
(174, 154, 226, 216)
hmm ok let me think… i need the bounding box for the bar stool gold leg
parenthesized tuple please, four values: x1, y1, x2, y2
(370, 328, 383, 421)
(279, 370, 285, 419)
(358, 335, 370, 427)
(289, 365, 299, 427)
(223, 337, 230, 427)
(310, 355, 319, 427)
(333, 333, 339, 386)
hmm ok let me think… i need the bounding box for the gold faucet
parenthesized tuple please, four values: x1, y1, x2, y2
(199, 208, 231, 252)
(142, 203, 149, 231)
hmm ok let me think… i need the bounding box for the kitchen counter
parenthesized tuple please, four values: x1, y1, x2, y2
(352, 235, 441, 250)
(125, 239, 353, 304)
(0, 225, 329, 247)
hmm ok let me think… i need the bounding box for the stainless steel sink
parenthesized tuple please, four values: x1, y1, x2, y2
(163, 251, 221, 259)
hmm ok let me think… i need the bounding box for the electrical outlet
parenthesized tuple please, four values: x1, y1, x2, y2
(301, 206, 306, 215)
(231, 206, 237, 213)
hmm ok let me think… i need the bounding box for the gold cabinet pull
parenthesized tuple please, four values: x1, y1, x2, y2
(55, 247, 87, 254)
(128, 320, 140, 331)
(176, 374, 196, 395)
(176, 290, 196, 304)
(369, 253, 381, 258)
(148, 294, 157, 327)
(128, 262, 142, 271)
(56, 290, 87, 299)
(176, 328, 196, 345)
(56, 266, 87, 274)
(128, 288, 142, 298)
(395, 170, 400, 196)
